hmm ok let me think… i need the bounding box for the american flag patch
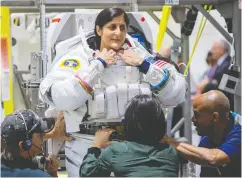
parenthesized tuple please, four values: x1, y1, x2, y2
(154, 60, 167, 67)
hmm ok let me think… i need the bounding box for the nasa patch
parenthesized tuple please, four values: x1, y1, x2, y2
(60, 59, 81, 70)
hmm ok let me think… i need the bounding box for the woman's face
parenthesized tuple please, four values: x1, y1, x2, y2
(96, 14, 127, 51)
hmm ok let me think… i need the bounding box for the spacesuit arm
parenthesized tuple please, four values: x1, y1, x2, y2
(138, 58, 188, 108)
(39, 59, 105, 111)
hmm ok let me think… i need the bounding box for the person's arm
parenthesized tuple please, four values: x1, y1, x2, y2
(39, 58, 105, 111)
(142, 59, 187, 108)
(119, 49, 188, 108)
(43, 113, 72, 141)
(45, 155, 60, 177)
(161, 136, 232, 168)
(79, 128, 114, 177)
(39, 48, 116, 111)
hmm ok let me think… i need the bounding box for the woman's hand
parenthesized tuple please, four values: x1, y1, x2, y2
(159, 135, 173, 144)
(118, 49, 144, 66)
(45, 154, 60, 175)
(95, 48, 117, 65)
(43, 112, 72, 142)
(92, 128, 115, 149)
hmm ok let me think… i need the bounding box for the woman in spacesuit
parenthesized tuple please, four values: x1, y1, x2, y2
(39, 7, 187, 177)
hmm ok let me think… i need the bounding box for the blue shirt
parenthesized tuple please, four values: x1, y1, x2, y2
(198, 119, 241, 177)
(1, 157, 51, 177)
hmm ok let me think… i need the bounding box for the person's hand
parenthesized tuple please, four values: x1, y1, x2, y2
(92, 128, 115, 149)
(159, 135, 173, 144)
(197, 76, 209, 91)
(95, 48, 117, 65)
(118, 49, 144, 66)
(43, 112, 72, 141)
(45, 154, 60, 174)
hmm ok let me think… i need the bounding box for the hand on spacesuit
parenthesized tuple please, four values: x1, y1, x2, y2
(43, 112, 72, 142)
(45, 154, 60, 177)
(92, 128, 115, 149)
(159, 135, 173, 144)
(95, 48, 117, 65)
(119, 48, 144, 66)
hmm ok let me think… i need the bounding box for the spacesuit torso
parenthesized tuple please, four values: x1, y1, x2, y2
(39, 30, 187, 177)
(40, 31, 187, 133)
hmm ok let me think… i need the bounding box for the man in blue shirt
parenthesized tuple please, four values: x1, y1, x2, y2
(161, 90, 241, 177)
(1, 110, 59, 177)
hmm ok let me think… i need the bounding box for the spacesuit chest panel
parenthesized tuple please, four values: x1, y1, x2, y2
(99, 65, 140, 87)
(88, 62, 152, 122)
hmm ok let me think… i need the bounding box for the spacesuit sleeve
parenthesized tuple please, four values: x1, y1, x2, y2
(139, 58, 188, 108)
(39, 58, 104, 111)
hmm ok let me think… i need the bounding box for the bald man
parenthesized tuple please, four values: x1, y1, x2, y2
(161, 90, 241, 177)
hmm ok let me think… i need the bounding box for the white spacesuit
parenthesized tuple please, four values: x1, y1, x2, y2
(39, 31, 187, 177)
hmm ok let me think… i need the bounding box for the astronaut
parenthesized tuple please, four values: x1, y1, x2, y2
(39, 7, 188, 177)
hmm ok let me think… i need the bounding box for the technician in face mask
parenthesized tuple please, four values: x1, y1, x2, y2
(1, 110, 59, 177)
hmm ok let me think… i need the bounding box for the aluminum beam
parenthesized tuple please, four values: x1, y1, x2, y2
(8, 6, 76, 13)
(44, 0, 130, 4)
(1, 0, 35, 6)
(45, 0, 225, 6)
(2, 0, 228, 7)
(182, 34, 192, 144)
(39, 0, 48, 77)
(138, 0, 224, 6)
(232, 0, 241, 114)
(195, 5, 233, 44)
(8, 6, 163, 13)
(130, 0, 138, 12)
(170, 117, 185, 137)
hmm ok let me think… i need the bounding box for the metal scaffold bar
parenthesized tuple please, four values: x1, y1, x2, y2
(232, 0, 241, 114)
(2, 0, 228, 7)
(195, 5, 233, 44)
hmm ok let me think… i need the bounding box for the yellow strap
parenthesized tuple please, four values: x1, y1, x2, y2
(155, 6, 172, 52)
(183, 5, 213, 76)
(14, 18, 19, 26)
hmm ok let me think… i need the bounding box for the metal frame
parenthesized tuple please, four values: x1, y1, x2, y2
(13, 70, 31, 108)
(3, 0, 241, 177)
(3, 0, 241, 172)
(1, 0, 227, 6)
(4, 0, 241, 138)
(181, 34, 192, 144)
(2, 0, 230, 13)
(195, 5, 233, 44)
(232, 0, 241, 114)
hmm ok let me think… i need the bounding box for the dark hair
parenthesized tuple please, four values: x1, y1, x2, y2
(94, 7, 129, 50)
(123, 95, 166, 144)
(1, 138, 20, 160)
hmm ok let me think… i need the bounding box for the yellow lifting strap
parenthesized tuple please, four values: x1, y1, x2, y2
(155, 5, 172, 52)
(0, 6, 14, 117)
(183, 5, 213, 76)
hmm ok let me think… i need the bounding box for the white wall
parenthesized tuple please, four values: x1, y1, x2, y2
(12, 41, 40, 71)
